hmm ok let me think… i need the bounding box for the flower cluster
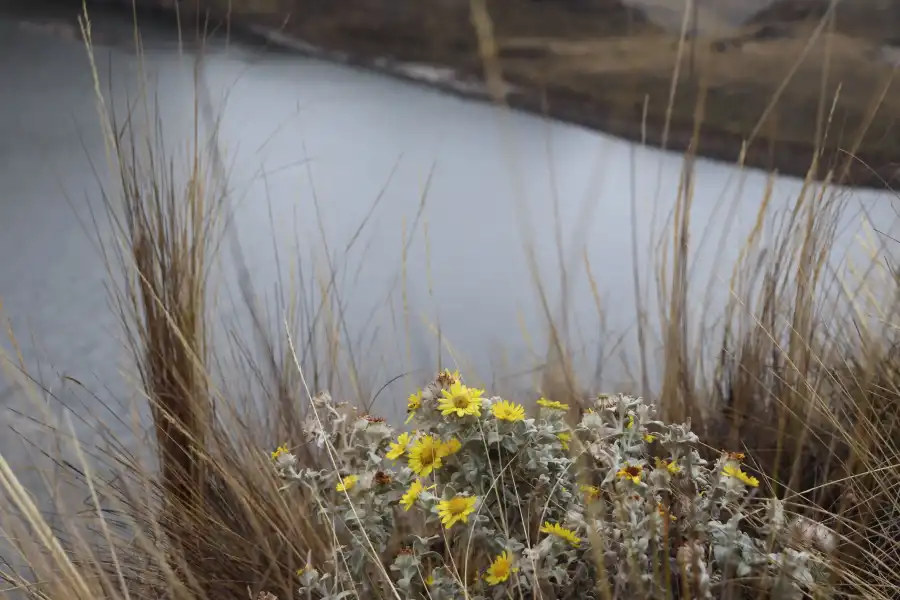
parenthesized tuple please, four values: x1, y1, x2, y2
(270, 374, 834, 599)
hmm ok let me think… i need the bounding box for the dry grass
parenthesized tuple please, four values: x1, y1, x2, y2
(2, 2, 900, 599)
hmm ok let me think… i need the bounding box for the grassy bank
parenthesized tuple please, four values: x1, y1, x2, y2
(110, 0, 900, 190)
(2, 4, 900, 599)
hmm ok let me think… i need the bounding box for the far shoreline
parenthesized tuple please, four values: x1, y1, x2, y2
(230, 21, 900, 193)
(74, 0, 900, 192)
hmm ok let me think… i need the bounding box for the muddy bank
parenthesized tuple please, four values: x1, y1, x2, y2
(87, 0, 900, 190)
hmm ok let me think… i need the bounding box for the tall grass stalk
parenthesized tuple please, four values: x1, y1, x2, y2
(1, 2, 900, 599)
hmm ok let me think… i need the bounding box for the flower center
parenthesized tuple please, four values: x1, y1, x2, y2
(452, 394, 469, 408)
(448, 498, 468, 514)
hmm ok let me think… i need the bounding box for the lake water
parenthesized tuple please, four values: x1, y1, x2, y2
(0, 1, 898, 508)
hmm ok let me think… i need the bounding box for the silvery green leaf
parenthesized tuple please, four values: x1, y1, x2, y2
(624, 441, 644, 454)
(391, 552, 419, 571)
(365, 422, 392, 442)
(580, 411, 604, 429)
(566, 509, 586, 528)
(411, 534, 440, 551)
(713, 544, 732, 565)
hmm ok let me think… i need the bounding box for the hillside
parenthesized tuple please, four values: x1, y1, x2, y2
(749, 0, 900, 42)
(76, 0, 900, 188)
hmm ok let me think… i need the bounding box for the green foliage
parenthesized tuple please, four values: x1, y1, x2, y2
(269, 372, 836, 599)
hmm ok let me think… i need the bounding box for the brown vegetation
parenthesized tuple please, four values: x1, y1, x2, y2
(748, 0, 900, 41)
(3, 3, 900, 599)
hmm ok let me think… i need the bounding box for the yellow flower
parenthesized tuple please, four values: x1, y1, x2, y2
(437, 495, 477, 528)
(271, 444, 289, 460)
(492, 400, 525, 421)
(616, 463, 643, 484)
(405, 390, 423, 424)
(625, 414, 634, 429)
(658, 503, 677, 521)
(537, 397, 569, 411)
(400, 479, 434, 511)
(408, 435, 447, 477)
(484, 551, 517, 585)
(436, 368, 461, 387)
(336, 474, 359, 492)
(386, 432, 412, 460)
(540, 522, 580, 547)
(557, 432, 571, 450)
(439, 382, 484, 418)
(580, 484, 601, 501)
(655, 457, 681, 474)
(296, 567, 306, 577)
(425, 574, 434, 586)
(644, 434, 657, 443)
(442, 438, 462, 455)
(722, 464, 760, 487)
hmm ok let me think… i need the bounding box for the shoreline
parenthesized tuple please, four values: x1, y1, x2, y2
(84, 1, 900, 191)
(239, 22, 900, 192)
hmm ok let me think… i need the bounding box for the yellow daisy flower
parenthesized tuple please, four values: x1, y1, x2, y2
(408, 434, 447, 477)
(616, 463, 643, 484)
(540, 522, 581, 547)
(492, 399, 525, 421)
(644, 434, 657, 443)
(580, 484, 601, 501)
(386, 432, 412, 460)
(271, 444, 289, 460)
(438, 382, 484, 418)
(399, 479, 434, 511)
(425, 574, 434, 586)
(484, 551, 517, 585)
(436, 368, 461, 387)
(722, 463, 760, 487)
(437, 495, 477, 528)
(655, 457, 681, 474)
(537, 397, 569, 411)
(441, 438, 462, 455)
(557, 432, 571, 450)
(625, 414, 634, 429)
(405, 390, 423, 424)
(336, 474, 359, 492)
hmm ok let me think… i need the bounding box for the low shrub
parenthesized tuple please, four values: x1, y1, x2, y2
(270, 370, 836, 599)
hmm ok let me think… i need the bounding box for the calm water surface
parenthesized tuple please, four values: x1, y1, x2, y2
(0, 3, 897, 501)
